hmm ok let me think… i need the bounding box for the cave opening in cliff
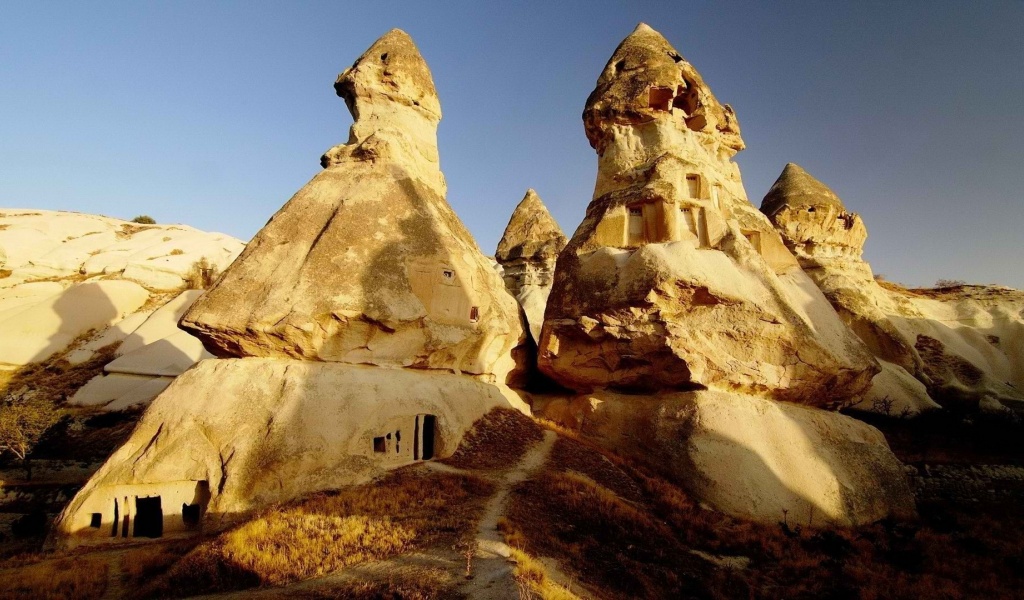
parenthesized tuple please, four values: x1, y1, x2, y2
(133, 496, 163, 538)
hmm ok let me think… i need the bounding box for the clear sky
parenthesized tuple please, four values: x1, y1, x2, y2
(2, 1, 1022, 288)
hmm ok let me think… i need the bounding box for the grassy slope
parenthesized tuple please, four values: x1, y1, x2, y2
(3, 407, 1024, 599)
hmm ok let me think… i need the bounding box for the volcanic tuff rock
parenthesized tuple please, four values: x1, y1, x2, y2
(536, 390, 916, 527)
(538, 24, 878, 407)
(495, 189, 567, 342)
(181, 29, 526, 382)
(54, 358, 529, 548)
(0, 209, 241, 373)
(55, 30, 534, 549)
(763, 164, 1024, 415)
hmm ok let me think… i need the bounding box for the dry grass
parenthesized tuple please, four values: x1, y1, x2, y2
(0, 269, 12, 279)
(258, 568, 463, 600)
(504, 432, 1024, 599)
(444, 407, 544, 470)
(0, 338, 117, 404)
(0, 556, 108, 599)
(506, 546, 581, 600)
(138, 468, 493, 598)
(118, 541, 198, 590)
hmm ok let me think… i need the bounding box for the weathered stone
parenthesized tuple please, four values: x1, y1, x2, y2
(761, 164, 1024, 415)
(495, 189, 567, 342)
(54, 358, 528, 548)
(535, 389, 916, 527)
(181, 30, 526, 383)
(538, 24, 878, 408)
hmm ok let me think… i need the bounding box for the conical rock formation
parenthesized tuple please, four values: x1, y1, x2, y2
(762, 164, 1024, 416)
(538, 24, 877, 407)
(762, 163, 869, 273)
(495, 189, 567, 341)
(182, 29, 526, 382)
(532, 24, 912, 528)
(54, 30, 531, 549)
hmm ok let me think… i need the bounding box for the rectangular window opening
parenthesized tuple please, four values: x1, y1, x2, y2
(373, 436, 386, 453)
(90, 513, 102, 528)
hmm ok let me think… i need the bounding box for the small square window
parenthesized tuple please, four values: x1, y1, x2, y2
(469, 306, 480, 322)
(442, 269, 454, 280)
(90, 513, 102, 528)
(373, 436, 386, 453)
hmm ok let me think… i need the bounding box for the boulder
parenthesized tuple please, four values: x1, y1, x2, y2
(538, 24, 878, 408)
(181, 30, 526, 383)
(54, 358, 528, 548)
(495, 189, 567, 342)
(535, 389, 916, 527)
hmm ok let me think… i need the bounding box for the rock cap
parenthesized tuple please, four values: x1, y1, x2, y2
(583, 23, 743, 153)
(495, 189, 567, 263)
(760, 163, 847, 217)
(335, 28, 441, 122)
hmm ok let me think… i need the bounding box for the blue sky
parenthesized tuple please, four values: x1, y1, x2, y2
(1, 1, 1022, 287)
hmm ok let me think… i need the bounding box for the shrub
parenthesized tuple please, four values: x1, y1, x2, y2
(0, 394, 62, 479)
(184, 258, 219, 290)
(935, 279, 966, 288)
(131, 215, 156, 224)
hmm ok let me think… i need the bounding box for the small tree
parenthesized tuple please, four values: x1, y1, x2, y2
(0, 395, 61, 480)
(131, 215, 156, 224)
(935, 279, 966, 288)
(184, 257, 220, 290)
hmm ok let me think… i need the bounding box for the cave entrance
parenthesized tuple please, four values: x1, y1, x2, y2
(415, 414, 437, 461)
(133, 496, 163, 538)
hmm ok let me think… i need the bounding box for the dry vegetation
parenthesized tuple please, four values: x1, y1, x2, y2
(0, 555, 109, 599)
(501, 432, 1024, 600)
(0, 339, 117, 405)
(135, 468, 493, 598)
(443, 407, 544, 470)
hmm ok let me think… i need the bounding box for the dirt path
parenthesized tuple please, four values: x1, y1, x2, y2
(186, 432, 558, 600)
(456, 430, 556, 600)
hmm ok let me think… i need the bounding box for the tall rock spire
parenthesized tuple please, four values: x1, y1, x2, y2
(495, 189, 567, 342)
(537, 24, 877, 406)
(181, 30, 526, 382)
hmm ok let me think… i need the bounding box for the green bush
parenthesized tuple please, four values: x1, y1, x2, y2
(131, 215, 156, 224)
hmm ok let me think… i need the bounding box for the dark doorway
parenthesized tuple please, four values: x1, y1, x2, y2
(182, 503, 201, 529)
(90, 513, 102, 528)
(133, 496, 163, 538)
(421, 415, 436, 460)
(111, 499, 119, 537)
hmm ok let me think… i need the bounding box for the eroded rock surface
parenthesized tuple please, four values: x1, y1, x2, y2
(0, 210, 242, 371)
(495, 189, 567, 342)
(54, 358, 528, 549)
(181, 30, 526, 382)
(762, 164, 1024, 416)
(536, 389, 916, 527)
(538, 24, 877, 407)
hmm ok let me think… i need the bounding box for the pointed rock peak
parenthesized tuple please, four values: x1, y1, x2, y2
(761, 163, 847, 216)
(495, 189, 567, 263)
(583, 23, 743, 153)
(334, 28, 441, 122)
